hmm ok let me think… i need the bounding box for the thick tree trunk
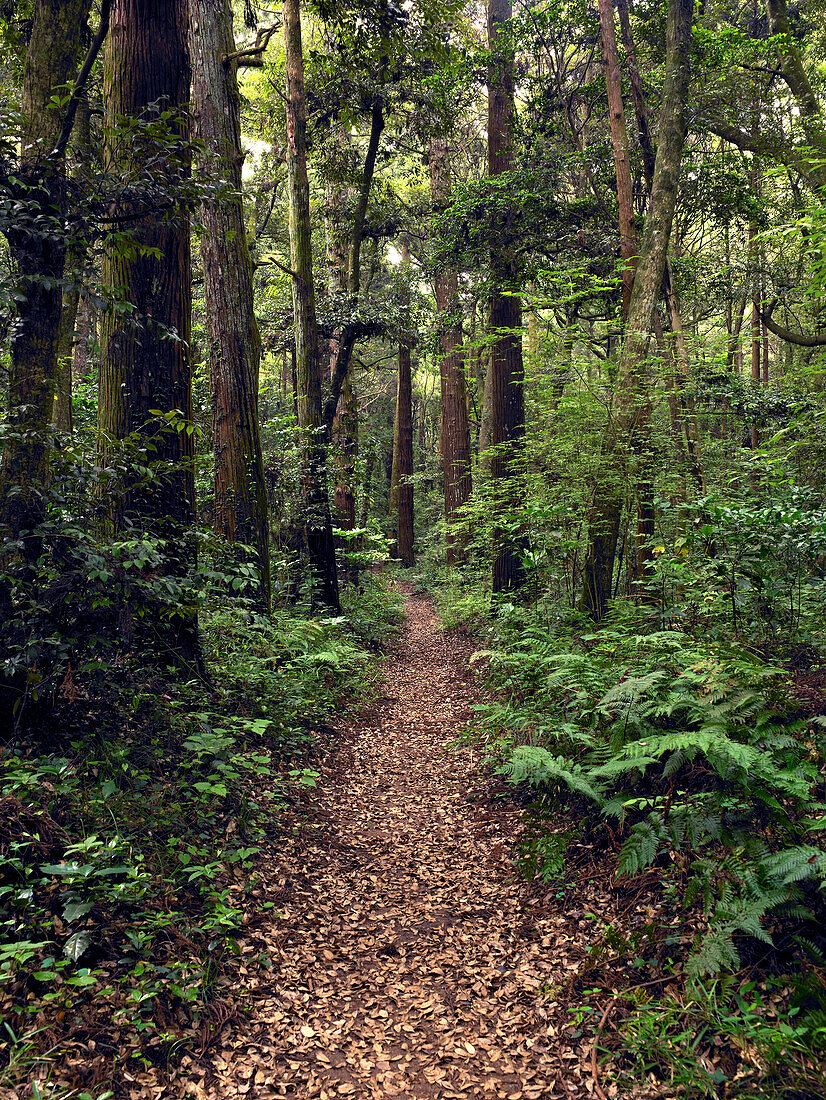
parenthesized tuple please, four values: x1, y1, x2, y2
(98, 0, 201, 667)
(765, 0, 826, 180)
(283, 0, 340, 610)
(488, 0, 526, 593)
(429, 138, 472, 565)
(190, 0, 271, 611)
(580, 0, 693, 621)
(0, 0, 92, 562)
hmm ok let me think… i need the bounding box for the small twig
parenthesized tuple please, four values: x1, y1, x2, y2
(590, 996, 617, 1100)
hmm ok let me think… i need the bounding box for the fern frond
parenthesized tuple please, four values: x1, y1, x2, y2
(501, 746, 603, 805)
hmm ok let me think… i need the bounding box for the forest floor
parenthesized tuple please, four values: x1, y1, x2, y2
(155, 588, 637, 1100)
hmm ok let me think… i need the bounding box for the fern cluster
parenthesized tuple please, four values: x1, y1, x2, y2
(477, 630, 826, 978)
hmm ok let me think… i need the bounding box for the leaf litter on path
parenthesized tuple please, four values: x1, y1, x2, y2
(151, 591, 618, 1100)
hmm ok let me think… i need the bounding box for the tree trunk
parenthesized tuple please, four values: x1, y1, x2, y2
(598, 0, 636, 318)
(580, 0, 693, 621)
(98, 0, 201, 667)
(389, 240, 415, 567)
(325, 125, 359, 549)
(190, 0, 271, 611)
(283, 0, 340, 610)
(429, 138, 472, 565)
(321, 98, 385, 436)
(0, 0, 93, 565)
(488, 0, 526, 593)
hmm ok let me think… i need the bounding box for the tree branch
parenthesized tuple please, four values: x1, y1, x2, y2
(347, 95, 384, 295)
(758, 299, 826, 347)
(224, 23, 279, 67)
(53, 0, 113, 161)
(254, 253, 299, 278)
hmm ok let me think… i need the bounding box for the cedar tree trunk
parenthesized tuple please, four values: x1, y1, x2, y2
(488, 0, 526, 593)
(98, 0, 201, 666)
(0, 0, 92, 561)
(283, 0, 340, 610)
(190, 0, 271, 611)
(429, 138, 472, 565)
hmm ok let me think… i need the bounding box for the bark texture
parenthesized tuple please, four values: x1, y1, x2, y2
(430, 139, 471, 565)
(580, 0, 693, 621)
(283, 0, 340, 610)
(598, 0, 636, 318)
(190, 0, 271, 611)
(0, 0, 92, 556)
(488, 0, 525, 593)
(98, 0, 201, 665)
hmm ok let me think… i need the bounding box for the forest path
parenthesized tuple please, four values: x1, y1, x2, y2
(189, 589, 610, 1100)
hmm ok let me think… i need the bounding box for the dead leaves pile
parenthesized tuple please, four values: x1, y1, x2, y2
(153, 592, 615, 1100)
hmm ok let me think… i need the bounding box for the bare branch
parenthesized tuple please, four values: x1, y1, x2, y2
(224, 23, 279, 67)
(758, 299, 826, 347)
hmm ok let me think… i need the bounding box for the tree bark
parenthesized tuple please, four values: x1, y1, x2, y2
(325, 125, 359, 552)
(488, 0, 526, 593)
(598, 0, 636, 318)
(322, 102, 385, 437)
(0, 0, 93, 562)
(429, 138, 471, 565)
(283, 0, 340, 610)
(190, 0, 271, 611)
(580, 0, 693, 621)
(98, 0, 201, 667)
(389, 240, 415, 567)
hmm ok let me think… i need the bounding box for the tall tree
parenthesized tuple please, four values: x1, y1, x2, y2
(98, 0, 201, 665)
(283, 0, 340, 609)
(430, 138, 472, 565)
(580, 0, 694, 620)
(488, 0, 525, 593)
(598, 0, 636, 319)
(0, 0, 97, 583)
(389, 239, 415, 567)
(190, 0, 271, 611)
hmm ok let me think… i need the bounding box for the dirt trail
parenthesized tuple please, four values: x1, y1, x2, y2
(183, 591, 609, 1100)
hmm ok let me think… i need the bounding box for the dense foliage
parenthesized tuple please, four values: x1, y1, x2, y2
(3, 0, 826, 1094)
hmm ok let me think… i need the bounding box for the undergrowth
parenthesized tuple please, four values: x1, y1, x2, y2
(0, 571, 401, 1096)
(432, 559, 826, 1098)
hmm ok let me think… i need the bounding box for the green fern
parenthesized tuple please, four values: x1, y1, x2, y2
(500, 746, 603, 805)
